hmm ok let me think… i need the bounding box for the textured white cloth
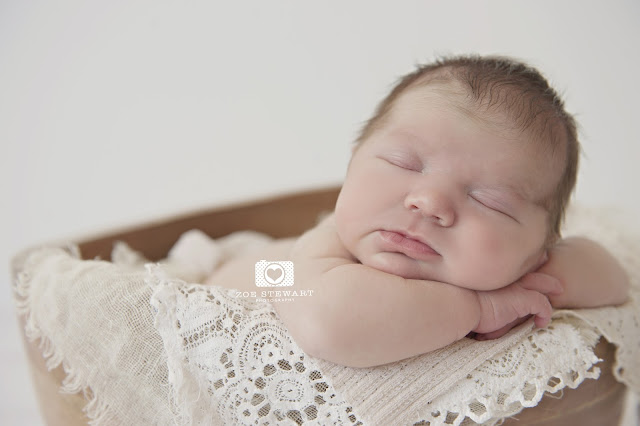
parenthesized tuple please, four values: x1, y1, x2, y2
(12, 245, 180, 425)
(11, 206, 640, 425)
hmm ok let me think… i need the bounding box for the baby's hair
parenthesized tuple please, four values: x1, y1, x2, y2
(355, 54, 580, 245)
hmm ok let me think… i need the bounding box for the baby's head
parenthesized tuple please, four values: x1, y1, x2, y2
(335, 55, 580, 290)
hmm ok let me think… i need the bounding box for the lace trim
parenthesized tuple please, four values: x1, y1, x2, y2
(149, 265, 364, 425)
(411, 317, 602, 425)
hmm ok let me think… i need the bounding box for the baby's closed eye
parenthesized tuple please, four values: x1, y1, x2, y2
(377, 154, 423, 172)
(468, 191, 516, 220)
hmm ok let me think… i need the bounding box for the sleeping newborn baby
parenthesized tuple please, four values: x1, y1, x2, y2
(206, 55, 629, 368)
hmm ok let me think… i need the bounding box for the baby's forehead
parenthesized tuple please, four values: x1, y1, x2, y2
(393, 82, 565, 156)
(383, 87, 566, 202)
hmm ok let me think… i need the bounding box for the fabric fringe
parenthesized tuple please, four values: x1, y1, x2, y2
(147, 264, 198, 426)
(84, 394, 119, 426)
(11, 246, 128, 426)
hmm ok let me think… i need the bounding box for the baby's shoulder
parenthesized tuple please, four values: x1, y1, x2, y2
(290, 212, 356, 265)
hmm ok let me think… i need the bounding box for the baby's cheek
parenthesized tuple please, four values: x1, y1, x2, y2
(465, 224, 507, 258)
(334, 192, 365, 253)
(460, 227, 516, 289)
(335, 185, 359, 224)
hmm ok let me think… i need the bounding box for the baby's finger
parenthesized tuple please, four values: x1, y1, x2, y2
(518, 289, 553, 326)
(526, 290, 553, 328)
(534, 313, 551, 328)
(519, 272, 563, 295)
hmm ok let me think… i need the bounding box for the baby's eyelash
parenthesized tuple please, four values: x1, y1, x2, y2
(469, 194, 517, 221)
(470, 194, 497, 209)
(380, 156, 422, 172)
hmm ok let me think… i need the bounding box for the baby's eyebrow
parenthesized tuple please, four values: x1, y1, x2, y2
(390, 129, 427, 146)
(502, 184, 527, 199)
(478, 184, 530, 204)
(496, 183, 551, 208)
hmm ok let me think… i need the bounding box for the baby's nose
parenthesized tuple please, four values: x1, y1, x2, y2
(404, 189, 455, 227)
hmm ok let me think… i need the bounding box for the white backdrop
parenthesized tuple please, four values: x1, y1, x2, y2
(1, 1, 639, 424)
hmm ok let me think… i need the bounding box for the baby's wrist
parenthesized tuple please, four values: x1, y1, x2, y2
(471, 290, 489, 333)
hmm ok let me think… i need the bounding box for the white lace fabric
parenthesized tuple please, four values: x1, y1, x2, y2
(150, 267, 362, 425)
(11, 206, 640, 425)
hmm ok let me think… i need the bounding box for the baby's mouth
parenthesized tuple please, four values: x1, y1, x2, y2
(379, 230, 440, 260)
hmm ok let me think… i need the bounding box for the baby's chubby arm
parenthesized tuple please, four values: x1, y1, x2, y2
(277, 260, 480, 368)
(271, 215, 558, 368)
(539, 237, 630, 309)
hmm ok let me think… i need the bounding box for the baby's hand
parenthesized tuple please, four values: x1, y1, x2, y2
(538, 237, 630, 309)
(473, 273, 563, 340)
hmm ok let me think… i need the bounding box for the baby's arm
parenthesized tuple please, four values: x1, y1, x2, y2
(273, 262, 479, 368)
(273, 262, 559, 368)
(539, 237, 630, 309)
(272, 214, 559, 367)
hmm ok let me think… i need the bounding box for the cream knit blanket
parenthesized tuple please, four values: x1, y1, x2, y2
(12, 206, 640, 425)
